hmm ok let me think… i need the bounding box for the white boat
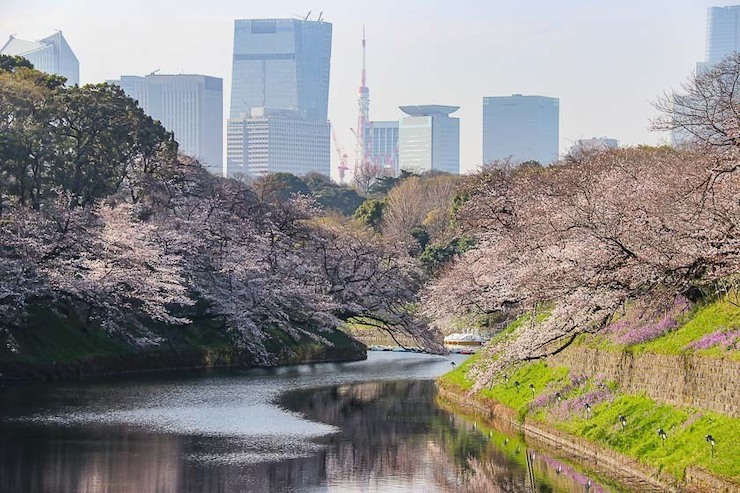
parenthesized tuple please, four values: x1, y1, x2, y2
(443, 332, 486, 346)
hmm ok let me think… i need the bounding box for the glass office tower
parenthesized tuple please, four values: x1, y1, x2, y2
(706, 5, 740, 64)
(482, 94, 559, 165)
(398, 105, 460, 175)
(227, 18, 332, 177)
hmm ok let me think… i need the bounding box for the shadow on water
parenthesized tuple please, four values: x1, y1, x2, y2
(0, 353, 631, 492)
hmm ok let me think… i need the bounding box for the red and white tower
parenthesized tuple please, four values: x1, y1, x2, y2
(355, 26, 370, 173)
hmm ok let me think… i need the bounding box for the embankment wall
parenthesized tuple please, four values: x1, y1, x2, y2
(549, 348, 740, 418)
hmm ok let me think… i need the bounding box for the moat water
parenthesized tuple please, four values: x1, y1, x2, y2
(0, 352, 630, 492)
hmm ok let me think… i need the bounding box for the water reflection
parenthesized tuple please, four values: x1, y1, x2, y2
(0, 354, 625, 492)
(279, 380, 536, 492)
(280, 381, 628, 492)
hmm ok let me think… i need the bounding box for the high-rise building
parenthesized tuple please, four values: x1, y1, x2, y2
(706, 5, 740, 65)
(482, 94, 559, 165)
(398, 105, 460, 175)
(108, 74, 223, 175)
(365, 121, 399, 175)
(230, 18, 331, 121)
(227, 18, 332, 177)
(0, 31, 79, 85)
(572, 137, 619, 153)
(227, 108, 330, 177)
(682, 6, 740, 146)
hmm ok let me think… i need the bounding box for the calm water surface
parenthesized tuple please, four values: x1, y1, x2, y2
(0, 352, 625, 492)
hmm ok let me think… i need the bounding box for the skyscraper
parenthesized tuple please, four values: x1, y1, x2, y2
(365, 121, 399, 176)
(482, 94, 559, 165)
(109, 74, 223, 175)
(228, 108, 330, 177)
(572, 137, 619, 154)
(706, 5, 740, 65)
(0, 31, 79, 85)
(682, 6, 740, 146)
(398, 105, 460, 175)
(227, 18, 332, 177)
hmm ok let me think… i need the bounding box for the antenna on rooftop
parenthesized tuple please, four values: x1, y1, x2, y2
(304, 10, 312, 21)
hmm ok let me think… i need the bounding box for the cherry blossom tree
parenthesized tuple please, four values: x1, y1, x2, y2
(423, 146, 740, 387)
(1, 60, 442, 360)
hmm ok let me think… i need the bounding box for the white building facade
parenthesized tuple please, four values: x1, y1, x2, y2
(0, 31, 79, 85)
(227, 108, 330, 177)
(109, 74, 223, 175)
(398, 105, 460, 175)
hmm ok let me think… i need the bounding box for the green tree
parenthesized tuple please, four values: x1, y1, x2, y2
(0, 54, 34, 72)
(419, 235, 475, 273)
(252, 172, 310, 204)
(353, 198, 386, 231)
(54, 83, 178, 207)
(304, 172, 364, 215)
(0, 64, 66, 211)
(367, 170, 417, 196)
(0, 67, 177, 211)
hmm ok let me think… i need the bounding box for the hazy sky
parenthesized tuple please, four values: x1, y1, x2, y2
(0, 0, 722, 175)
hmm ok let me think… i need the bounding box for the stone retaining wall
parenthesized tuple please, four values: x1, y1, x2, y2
(548, 348, 740, 418)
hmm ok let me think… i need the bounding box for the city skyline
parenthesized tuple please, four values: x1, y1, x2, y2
(0, 0, 722, 177)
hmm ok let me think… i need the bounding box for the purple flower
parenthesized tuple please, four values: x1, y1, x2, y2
(687, 329, 740, 350)
(550, 388, 614, 421)
(570, 373, 588, 387)
(615, 315, 679, 345)
(606, 296, 689, 345)
(532, 392, 555, 408)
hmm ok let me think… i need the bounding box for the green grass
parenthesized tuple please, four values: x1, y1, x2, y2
(576, 296, 740, 361)
(438, 294, 740, 484)
(439, 355, 740, 482)
(558, 394, 740, 481)
(3, 304, 132, 363)
(480, 361, 569, 419)
(440, 352, 479, 390)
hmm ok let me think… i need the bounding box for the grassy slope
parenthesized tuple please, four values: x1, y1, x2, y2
(440, 298, 740, 482)
(584, 296, 740, 361)
(2, 303, 232, 364)
(638, 297, 740, 360)
(1, 302, 365, 372)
